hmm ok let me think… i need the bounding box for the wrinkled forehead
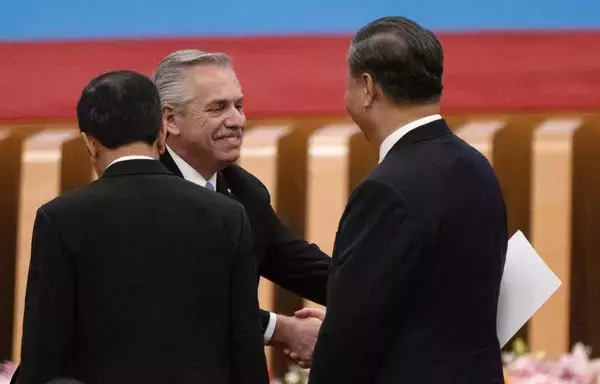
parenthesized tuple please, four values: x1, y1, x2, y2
(185, 64, 243, 104)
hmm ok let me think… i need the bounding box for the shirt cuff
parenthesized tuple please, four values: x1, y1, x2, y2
(263, 312, 277, 344)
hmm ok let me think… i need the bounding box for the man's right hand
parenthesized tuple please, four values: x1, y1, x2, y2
(268, 313, 322, 368)
(294, 307, 326, 321)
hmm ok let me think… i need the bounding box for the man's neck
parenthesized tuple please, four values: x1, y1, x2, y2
(374, 104, 441, 146)
(166, 139, 220, 180)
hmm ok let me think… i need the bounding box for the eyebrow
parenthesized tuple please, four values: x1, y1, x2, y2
(206, 97, 244, 106)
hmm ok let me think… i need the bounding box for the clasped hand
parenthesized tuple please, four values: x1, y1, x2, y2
(269, 308, 326, 368)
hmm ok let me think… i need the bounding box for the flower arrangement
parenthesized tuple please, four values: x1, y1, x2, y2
(503, 339, 600, 384)
(0, 361, 15, 384)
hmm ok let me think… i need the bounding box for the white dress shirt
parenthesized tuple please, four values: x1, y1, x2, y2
(166, 145, 277, 343)
(107, 155, 155, 169)
(379, 114, 442, 163)
(166, 145, 217, 189)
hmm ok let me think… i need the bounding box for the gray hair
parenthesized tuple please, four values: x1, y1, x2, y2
(151, 49, 231, 110)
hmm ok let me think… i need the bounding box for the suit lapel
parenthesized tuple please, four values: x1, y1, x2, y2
(159, 150, 184, 178)
(216, 172, 236, 200)
(161, 150, 238, 200)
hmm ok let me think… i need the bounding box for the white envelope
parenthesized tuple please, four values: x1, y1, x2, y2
(497, 230, 562, 347)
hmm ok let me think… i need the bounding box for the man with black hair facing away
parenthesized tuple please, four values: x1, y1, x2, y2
(13, 70, 268, 384)
(303, 16, 508, 383)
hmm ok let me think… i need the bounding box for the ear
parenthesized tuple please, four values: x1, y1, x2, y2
(360, 72, 376, 107)
(80, 132, 97, 160)
(162, 104, 181, 136)
(156, 123, 167, 155)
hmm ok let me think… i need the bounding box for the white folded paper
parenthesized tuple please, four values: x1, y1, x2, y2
(497, 230, 562, 347)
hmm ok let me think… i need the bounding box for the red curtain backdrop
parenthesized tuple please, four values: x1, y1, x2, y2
(1, 31, 599, 122)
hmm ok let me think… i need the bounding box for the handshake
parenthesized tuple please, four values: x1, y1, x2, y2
(269, 308, 326, 368)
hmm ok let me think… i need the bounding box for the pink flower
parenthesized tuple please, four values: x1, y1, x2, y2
(0, 362, 16, 384)
(505, 343, 600, 384)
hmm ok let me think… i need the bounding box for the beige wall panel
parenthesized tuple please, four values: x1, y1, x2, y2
(12, 129, 79, 361)
(0, 129, 22, 361)
(529, 118, 581, 358)
(305, 124, 359, 309)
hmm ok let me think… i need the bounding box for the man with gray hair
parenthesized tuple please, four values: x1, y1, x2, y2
(153, 49, 330, 367)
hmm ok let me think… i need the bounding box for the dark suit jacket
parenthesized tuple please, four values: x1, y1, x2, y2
(160, 151, 331, 330)
(14, 160, 268, 384)
(308, 120, 508, 384)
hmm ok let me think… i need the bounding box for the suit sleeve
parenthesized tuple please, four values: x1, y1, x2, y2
(229, 206, 269, 384)
(16, 208, 75, 384)
(259, 192, 330, 306)
(308, 180, 423, 384)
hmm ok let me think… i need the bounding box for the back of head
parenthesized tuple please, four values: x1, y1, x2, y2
(349, 16, 443, 105)
(76, 70, 162, 149)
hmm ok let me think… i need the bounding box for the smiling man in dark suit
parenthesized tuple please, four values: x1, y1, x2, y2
(304, 17, 508, 383)
(13, 70, 268, 384)
(152, 50, 330, 366)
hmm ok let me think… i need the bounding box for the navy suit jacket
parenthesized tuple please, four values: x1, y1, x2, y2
(309, 119, 508, 383)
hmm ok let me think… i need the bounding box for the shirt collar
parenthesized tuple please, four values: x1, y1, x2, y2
(107, 155, 155, 169)
(379, 114, 442, 163)
(166, 145, 217, 189)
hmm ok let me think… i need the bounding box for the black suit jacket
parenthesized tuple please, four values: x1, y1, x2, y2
(160, 151, 330, 331)
(14, 160, 268, 384)
(309, 120, 508, 384)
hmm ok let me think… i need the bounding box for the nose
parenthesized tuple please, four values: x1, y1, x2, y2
(224, 107, 245, 129)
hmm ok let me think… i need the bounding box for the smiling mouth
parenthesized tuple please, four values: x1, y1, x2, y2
(214, 133, 242, 145)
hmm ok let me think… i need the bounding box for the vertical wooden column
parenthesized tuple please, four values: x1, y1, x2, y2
(305, 124, 359, 309)
(493, 115, 543, 242)
(271, 118, 339, 377)
(12, 129, 79, 361)
(243, 118, 344, 377)
(0, 128, 23, 361)
(570, 115, 600, 356)
(529, 118, 581, 358)
(495, 115, 543, 347)
(348, 131, 378, 191)
(276, 118, 343, 238)
(456, 117, 542, 347)
(238, 125, 291, 370)
(61, 135, 94, 191)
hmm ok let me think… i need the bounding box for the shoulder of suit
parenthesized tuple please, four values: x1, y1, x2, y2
(168, 180, 248, 227)
(43, 175, 243, 217)
(221, 164, 260, 184)
(222, 164, 270, 199)
(355, 177, 403, 200)
(34, 182, 99, 227)
(349, 178, 420, 227)
(158, 175, 244, 210)
(40, 181, 95, 211)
